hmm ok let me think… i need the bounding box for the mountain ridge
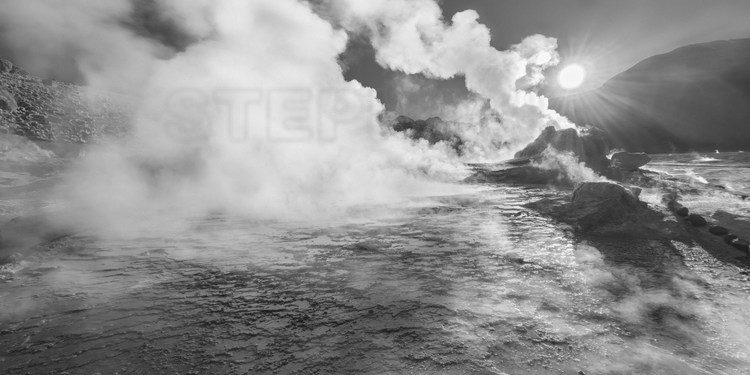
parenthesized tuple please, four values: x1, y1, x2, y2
(550, 38, 750, 153)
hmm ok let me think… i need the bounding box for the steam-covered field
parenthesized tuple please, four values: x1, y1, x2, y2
(2, 150, 750, 374)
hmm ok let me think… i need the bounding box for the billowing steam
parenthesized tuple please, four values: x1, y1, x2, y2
(0, 0, 168, 91)
(323, 0, 574, 145)
(0, 0, 574, 234)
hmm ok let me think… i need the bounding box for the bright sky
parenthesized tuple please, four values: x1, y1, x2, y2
(341, 0, 750, 115)
(441, 0, 750, 88)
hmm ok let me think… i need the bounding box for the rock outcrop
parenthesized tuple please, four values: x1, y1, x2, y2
(731, 238, 750, 251)
(564, 182, 644, 231)
(708, 225, 729, 236)
(687, 214, 708, 227)
(465, 163, 567, 186)
(390, 116, 464, 154)
(526, 182, 659, 233)
(660, 194, 750, 261)
(711, 210, 750, 250)
(609, 152, 651, 171)
(465, 125, 613, 187)
(514, 126, 610, 173)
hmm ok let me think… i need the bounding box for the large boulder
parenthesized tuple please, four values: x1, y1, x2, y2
(514, 126, 558, 159)
(525, 181, 664, 234)
(687, 213, 708, 227)
(514, 126, 610, 173)
(466, 126, 611, 187)
(0, 86, 17, 112)
(564, 182, 644, 231)
(709, 225, 729, 236)
(610, 152, 651, 171)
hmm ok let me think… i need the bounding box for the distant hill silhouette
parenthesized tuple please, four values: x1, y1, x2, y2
(550, 38, 750, 153)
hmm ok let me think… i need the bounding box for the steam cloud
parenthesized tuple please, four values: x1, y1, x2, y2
(0, 0, 574, 234)
(324, 0, 574, 144)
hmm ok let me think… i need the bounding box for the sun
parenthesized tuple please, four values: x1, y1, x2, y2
(558, 64, 586, 90)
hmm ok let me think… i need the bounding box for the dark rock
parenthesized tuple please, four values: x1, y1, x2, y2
(505, 158, 531, 166)
(571, 182, 640, 206)
(391, 116, 464, 154)
(526, 181, 665, 235)
(666, 200, 679, 210)
(0, 87, 16, 112)
(0, 59, 13, 74)
(711, 210, 750, 251)
(464, 165, 566, 186)
(708, 225, 730, 236)
(514, 126, 610, 173)
(730, 238, 750, 252)
(514, 126, 557, 159)
(610, 152, 651, 171)
(566, 182, 643, 231)
(687, 214, 707, 227)
(675, 206, 689, 217)
(661, 192, 678, 205)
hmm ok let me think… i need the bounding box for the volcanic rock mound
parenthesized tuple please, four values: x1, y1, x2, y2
(390, 116, 464, 154)
(610, 152, 651, 172)
(514, 126, 610, 173)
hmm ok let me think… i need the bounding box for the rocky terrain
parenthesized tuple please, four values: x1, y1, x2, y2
(0, 58, 132, 155)
(550, 38, 750, 153)
(459, 121, 750, 270)
(465, 125, 629, 186)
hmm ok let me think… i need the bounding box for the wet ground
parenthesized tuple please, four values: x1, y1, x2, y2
(2, 153, 750, 374)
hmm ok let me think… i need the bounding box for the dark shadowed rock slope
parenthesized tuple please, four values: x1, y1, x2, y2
(0, 58, 132, 153)
(550, 38, 750, 153)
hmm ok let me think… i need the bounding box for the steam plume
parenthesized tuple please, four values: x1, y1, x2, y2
(0, 0, 574, 234)
(324, 0, 575, 148)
